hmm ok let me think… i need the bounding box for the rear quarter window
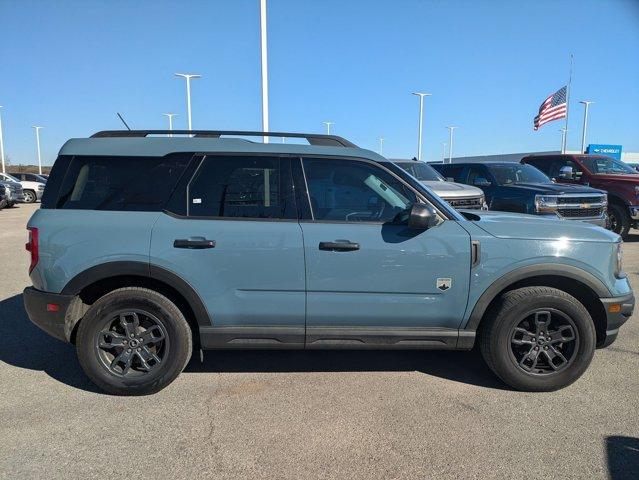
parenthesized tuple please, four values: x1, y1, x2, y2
(53, 154, 192, 211)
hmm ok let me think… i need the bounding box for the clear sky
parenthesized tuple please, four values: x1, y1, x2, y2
(1, 0, 638, 165)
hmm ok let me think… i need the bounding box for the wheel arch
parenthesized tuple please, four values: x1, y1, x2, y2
(466, 264, 609, 346)
(61, 261, 212, 343)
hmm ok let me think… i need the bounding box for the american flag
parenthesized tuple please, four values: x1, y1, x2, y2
(533, 86, 567, 130)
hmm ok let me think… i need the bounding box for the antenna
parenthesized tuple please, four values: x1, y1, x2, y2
(116, 113, 131, 131)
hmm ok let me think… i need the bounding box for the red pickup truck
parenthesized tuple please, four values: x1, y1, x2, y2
(521, 154, 639, 238)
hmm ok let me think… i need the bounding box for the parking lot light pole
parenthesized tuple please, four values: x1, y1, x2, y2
(579, 101, 594, 153)
(442, 142, 447, 162)
(0, 106, 5, 174)
(379, 137, 384, 155)
(412, 92, 431, 160)
(174, 73, 201, 131)
(323, 122, 333, 135)
(32, 126, 43, 175)
(446, 126, 457, 163)
(162, 113, 178, 137)
(559, 128, 567, 152)
(260, 0, 269, 143)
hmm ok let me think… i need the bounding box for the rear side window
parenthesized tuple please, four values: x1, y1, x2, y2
(55, 154, 191, 211)
(187, 156, 296, 219)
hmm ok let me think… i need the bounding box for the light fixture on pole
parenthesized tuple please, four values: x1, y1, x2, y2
(260, 0, 270, 143)
(0, 106, 5, 174)
(446, 126, 457, 163)
(32, 126, 43, 175)
(412, 92, 431, 160)
(579, 100, 594, 153)
(379, 137, 384, 156)
(322, 122, 333, 135)
(174, 73, 201, 131)
(162, 113, 178, 137)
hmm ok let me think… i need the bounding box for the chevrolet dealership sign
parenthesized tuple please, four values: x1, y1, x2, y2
(587, 144, 622, 160)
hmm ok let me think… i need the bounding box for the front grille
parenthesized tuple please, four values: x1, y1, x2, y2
(447, 196, 483, 210)
(556, 196, 603, 205)
(557, 207, 604, 218)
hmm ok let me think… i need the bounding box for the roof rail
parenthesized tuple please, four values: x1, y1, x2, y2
(90, 130, 358, 148)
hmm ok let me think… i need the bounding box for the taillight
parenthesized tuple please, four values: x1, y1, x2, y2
(26, 227, 39, 274)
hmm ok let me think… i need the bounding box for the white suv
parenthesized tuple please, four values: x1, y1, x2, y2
(0, 172, 45, 203)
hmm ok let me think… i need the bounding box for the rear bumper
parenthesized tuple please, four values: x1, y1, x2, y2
(23, 287, 76, 343)
(599, 291, 635, 347)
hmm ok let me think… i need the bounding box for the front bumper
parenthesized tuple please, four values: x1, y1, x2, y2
(599, 291, 634, 347)
(23, 287, 76, 342)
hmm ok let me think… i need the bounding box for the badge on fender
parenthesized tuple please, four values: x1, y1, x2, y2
(437, 278, 452, 291)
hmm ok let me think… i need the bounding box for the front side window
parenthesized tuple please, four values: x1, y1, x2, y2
(188, 156, 296, 219)
(303, 158, 416, 223)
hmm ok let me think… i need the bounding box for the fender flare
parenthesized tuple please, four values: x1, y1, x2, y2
(61, 261, 211, 326)
(464, 263, 610, 331)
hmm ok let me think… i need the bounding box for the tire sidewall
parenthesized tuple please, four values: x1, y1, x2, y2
(489, 292, 596, 391)
(608, 203, 630, 237)
(23, 190, 36, 203)
(77, 289, 191, 395)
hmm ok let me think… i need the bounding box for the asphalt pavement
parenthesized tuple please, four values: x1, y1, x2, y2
(1, 203, 637, 479)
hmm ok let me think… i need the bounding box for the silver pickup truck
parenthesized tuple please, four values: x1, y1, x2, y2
(394, 159, 486, 210)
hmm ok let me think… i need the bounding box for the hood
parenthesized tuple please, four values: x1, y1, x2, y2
(463, 210, 619, 242)
(502, 182, 605, 195)
(421, 180, 484, 199)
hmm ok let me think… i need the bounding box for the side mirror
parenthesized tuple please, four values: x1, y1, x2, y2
(558, 166, 574, 179)
(408, 204, 438, 230)
(473, 177, 491, 187)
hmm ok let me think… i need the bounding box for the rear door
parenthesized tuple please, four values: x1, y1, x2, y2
(150, 155, 306, 348)
(297, 157, 471, 347)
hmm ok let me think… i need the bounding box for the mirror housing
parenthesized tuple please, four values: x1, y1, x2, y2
(473, 177, 491, 187)
(558, 166, 574, 179)
(408, 204, 438, 230)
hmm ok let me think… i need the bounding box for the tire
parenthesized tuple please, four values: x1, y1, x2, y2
(480, 286, 596, 392)
(607, 203, 630, 238)
(76, 287, 192, 395)
(23, 190, 36, 203)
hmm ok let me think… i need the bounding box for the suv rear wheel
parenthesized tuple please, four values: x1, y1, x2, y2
(480, 286, 595, 391)
(76, 287, 192, 395)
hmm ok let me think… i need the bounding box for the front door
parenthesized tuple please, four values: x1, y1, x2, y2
(298, 157, 471, 348)
(150, 155, 306, 348)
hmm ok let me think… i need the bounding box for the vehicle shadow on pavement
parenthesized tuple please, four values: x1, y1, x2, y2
(606, 436, 639, 480)
(185, 348, 507, 390)
(0, 294, 102, 394)
(0, 293, 506, 392)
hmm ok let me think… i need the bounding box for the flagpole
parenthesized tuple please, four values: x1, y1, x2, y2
(562, 54, 573, 154)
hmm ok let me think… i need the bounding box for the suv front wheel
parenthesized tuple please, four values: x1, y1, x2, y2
(76, 287, 192, 395)
(480, 286, 595, 391)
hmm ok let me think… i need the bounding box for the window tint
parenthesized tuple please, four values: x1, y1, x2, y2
(55, 154, 191, 211)
(466, 166, 489, 185)
(437, 165, 464, 181)
(303, 158, 416, 222)
(188, 156, 296, 219)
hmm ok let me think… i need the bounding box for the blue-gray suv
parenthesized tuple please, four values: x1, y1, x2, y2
(23, 130, 634, 395)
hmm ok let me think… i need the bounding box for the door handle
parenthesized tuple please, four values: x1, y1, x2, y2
(318, 241, 360, 252)
(173, 238, 216, 249)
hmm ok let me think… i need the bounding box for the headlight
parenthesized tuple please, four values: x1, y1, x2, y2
(615, 242, 625, 279)
(535, 194, 558, 214)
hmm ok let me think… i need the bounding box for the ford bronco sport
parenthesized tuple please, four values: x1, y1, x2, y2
(24, 130, 634, 395)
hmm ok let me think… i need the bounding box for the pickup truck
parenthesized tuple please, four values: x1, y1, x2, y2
(433, 162, 607, 227)
(521, 154, 639, 238)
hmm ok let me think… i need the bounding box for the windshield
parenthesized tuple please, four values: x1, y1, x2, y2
(579, 156, 638, 175)
(395, 162, 444, 182)
(488, 164, 550, 185)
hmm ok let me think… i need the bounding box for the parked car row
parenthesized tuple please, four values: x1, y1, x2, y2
(395, 154, 639, 239)
(0, 171, 46, 209)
